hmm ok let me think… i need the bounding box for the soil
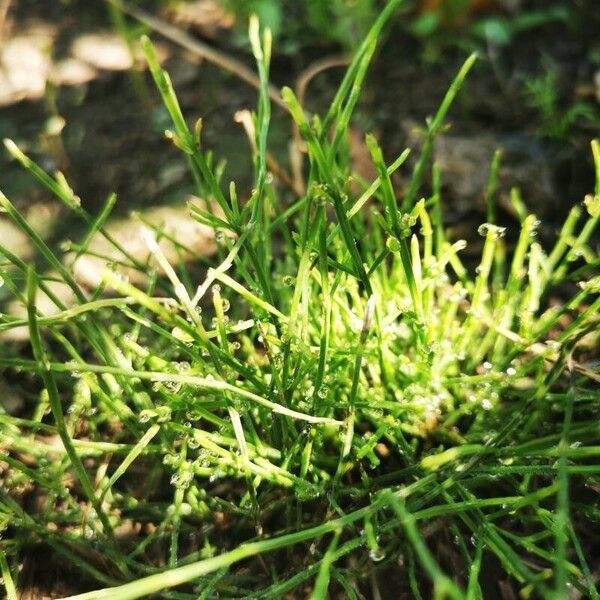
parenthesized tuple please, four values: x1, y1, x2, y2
(1, 0, 599, 597)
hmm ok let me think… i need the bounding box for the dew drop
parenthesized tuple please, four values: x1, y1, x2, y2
(163, 454, 178, 466)
(209, 469, 224, 483)
(477, 223, 506, 239)
(176, 471, 193, 489)
(139, 409, 154, 423)
(386, 236, 400, 253)
(165, 380, 182, 393)
(369, 548, 386, 562)
(156, 405, 172, 423)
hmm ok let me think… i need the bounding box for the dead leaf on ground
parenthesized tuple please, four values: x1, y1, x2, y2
(167, 0, 235, 38)
(50, 57, 97, 86)
(0, 23, 55, 105)
(71, 32, 134, 71)
(70, 200, 220, 290)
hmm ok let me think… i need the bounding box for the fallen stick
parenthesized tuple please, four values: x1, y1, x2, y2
(105, 0, 286, 110)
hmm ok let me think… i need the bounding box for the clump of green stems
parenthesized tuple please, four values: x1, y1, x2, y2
(1, 3, 600, 599)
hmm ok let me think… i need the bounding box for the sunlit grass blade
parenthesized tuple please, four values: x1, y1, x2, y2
(401, 53, 477, 212)
(25, 268, 117, 546)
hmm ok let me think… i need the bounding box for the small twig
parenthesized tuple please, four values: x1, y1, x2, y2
(291, 55, 351, 195)
(106, 0, 286, 110)
(267, 152, 304, 196)
(295, 55, 350, 108)
(0, 0, 12, 39)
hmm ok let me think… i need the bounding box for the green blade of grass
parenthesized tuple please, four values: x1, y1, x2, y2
(61, 476, 437, 600)
(25, 267, 118, 546)
(311, 531, 341, 600)
(98, 423, 161, 502)
(401, 53, 477, 213)
(553, 373, 575, 598)
(384, 492, 465, 600)
(0, 550, 18, 600)
(33, 361, 342, 426)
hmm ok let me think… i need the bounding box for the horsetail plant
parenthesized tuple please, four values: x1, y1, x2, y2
(1, 4, 599, 599)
